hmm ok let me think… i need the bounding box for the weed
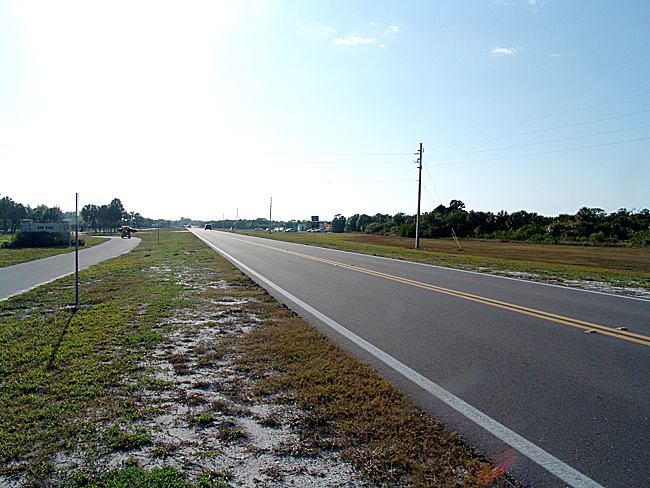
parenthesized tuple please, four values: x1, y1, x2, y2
(195, 413, 213, 425)
(65, 465, 194, 488)
(218, 428, 246, 442)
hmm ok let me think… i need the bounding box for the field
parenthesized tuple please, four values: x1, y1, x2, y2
(238, 230, 650, 294)
(0, 229, 520, 487)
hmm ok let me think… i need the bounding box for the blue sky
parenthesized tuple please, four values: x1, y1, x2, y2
(1, 0, 648, 222)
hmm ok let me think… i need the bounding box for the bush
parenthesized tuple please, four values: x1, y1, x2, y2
(1, 231, 70, 248)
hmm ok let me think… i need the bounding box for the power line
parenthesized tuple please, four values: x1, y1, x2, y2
(430, 135, 650, 167)
(429, 109, 650, 150)
(423, 163, 443, 205)
(430, 123, 650, 159)
(439, 90, 650, 139)
(216, 151, 412, 156)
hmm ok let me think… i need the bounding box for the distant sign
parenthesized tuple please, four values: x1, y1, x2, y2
(26, 223, 64, 233)
(311, 216, 319, 222)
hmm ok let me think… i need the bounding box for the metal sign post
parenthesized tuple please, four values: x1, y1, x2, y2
(75, 192, 79, 308)
(311, 216, 319, 243)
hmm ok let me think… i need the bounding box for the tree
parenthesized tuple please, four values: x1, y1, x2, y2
(392, 212, 408, 226)
(0, 196, 14, 233)
(331, 214, 346, 233)
(81, 204, 99, 232)
(108, 198, 126, 232)
(28, 204, 63, 223)
(98, 205, 110, 231)
(9, 203, 26, 233)
(345, 214, 359, 232)
(448, 199, 465, 211)
(356, 214, 373, 232)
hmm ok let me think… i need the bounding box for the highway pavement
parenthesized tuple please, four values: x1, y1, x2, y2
(191, 228, 650, 488)
(0, 236, 141, 301)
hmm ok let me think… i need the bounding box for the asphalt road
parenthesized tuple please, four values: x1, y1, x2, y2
(192, 228, 650, 488)
(0, 236, 141, 301)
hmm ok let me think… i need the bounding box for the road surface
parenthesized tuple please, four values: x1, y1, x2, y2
(0, 236, 141, 301)
(191, 228, 650, 488)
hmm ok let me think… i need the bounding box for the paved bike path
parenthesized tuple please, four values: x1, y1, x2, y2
(0, 237, 141, 301)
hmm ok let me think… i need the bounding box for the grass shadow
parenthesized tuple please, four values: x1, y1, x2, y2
(45, 309, 77, 371)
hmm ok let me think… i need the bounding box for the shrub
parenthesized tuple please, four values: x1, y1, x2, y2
(1, 231, 70, 248)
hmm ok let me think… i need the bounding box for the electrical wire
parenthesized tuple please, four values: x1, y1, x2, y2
(429, 109, 650, 149)
(430, 124, 650, 159)
(429, 135, 650, 167)
(449, 90, 650, 138)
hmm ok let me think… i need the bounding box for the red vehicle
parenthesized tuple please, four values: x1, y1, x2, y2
(121, 225, 137, 238)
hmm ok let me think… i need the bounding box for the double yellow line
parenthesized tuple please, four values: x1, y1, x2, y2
(231, 233, 650, 348)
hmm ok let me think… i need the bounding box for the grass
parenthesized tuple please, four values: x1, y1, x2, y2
(243, 313, 514, 487)
(0, 235, 108, 268)
(237, 229, 650, 290)
(0, 230, 194, 483)
(0, 228, 522, 487)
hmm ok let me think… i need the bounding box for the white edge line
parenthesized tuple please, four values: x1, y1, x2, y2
(194, 232, 605, 488)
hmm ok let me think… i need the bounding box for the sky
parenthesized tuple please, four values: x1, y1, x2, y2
(1, 0, 649, 222)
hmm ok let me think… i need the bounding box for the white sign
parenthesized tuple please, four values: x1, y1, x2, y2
(27, 223, 63, 233)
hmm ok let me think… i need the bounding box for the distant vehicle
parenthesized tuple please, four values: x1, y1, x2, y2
(254, 227, 264, 231)
(284, 228, 298, 232)
(121, 225, 137, 239)
(204, 224, 212, 230)
(187, 224, 191, 228)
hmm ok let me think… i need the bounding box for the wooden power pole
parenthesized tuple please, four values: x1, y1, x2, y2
(415, 143, 423, 249)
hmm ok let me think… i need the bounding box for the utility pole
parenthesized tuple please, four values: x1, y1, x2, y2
(75, 192, 79, 309)
(269, 197, 272, 233)
(415, 143, 423, 249)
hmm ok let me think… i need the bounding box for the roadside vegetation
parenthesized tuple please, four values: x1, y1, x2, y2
(0, 229, 521, 487)
(206, 200, 650, 248)
(334, 200, 650, 246)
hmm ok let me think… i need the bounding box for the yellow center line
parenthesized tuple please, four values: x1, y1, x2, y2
(224, 233, 650, 348)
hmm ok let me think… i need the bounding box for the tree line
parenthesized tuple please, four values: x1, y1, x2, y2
(0, 195, 158, 234)
(331, 200, 650, 246)
(0, 195, 65, 233)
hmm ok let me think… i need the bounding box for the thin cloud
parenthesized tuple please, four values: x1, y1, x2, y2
(331, 22, 398, 47)
(300, 23, 335, 36)
(493, 0, 543, 12)
(332, 36, 377, 46)
(383, 25, 399, 36)
(491, 46, 518, 56)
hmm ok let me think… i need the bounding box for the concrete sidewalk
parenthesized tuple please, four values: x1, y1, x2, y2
(0, 237, 141, 301)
